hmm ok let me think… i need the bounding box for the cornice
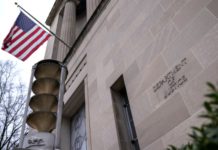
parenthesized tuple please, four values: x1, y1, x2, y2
(46, 0, 63, 26)
(46, 0, 80, 26)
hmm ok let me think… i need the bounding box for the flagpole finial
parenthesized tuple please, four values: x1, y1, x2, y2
(15, 2, 18, 6)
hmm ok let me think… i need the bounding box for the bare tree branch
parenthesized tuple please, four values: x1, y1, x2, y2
(0, 61, 26, 150)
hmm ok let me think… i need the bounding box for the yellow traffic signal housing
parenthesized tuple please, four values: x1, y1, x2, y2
(26, 60, 65, 132)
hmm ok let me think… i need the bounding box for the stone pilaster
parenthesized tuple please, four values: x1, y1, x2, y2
(87, 0, 101, 20)
(57, 0, 77, 61)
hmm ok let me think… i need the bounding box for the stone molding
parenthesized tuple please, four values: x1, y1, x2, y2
(46, 0, 62, 26)
(66, 0, 80, 5)
(46, 0, 80, 26)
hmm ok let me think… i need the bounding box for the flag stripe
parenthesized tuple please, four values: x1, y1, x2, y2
(12, 27, 20, 36)
(3, 27, 23, 50)
(3, 25, 17, 42)
(11, 29, 24, 41)
(15, 30, 46, 57)
(5, 25, 39, 52)
(2, 26, 18, 50)
(11, 28, 43, 55)
(6, 26, 40, 53)
(20, 34, 50, 61)
(10, 30, 25, 45)
(2, 12, 51, 61)
(9, 27, 20, 41)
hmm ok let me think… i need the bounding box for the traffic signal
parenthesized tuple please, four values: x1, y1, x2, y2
(19, 59, 67, 149)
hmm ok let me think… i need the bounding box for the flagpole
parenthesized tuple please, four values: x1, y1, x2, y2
(14, 2, 71, 49)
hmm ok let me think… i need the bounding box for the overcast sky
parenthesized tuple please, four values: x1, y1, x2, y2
(0, 0, 55, 85)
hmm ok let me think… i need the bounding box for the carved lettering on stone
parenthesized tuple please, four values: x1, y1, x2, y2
(153, 58, 188, 99)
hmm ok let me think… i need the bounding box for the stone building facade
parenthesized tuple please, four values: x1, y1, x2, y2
(44, 0, 218, 149)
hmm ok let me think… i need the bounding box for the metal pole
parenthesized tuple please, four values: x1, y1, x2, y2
(14, 2, 71, 49)
(18, 65, 36, 148)
(55, 64, 67, 150)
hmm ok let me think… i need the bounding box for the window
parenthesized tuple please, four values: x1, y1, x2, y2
(71, 104, 87, 150)
(63, 81, 88, 150)
(111, 76, 140, 150)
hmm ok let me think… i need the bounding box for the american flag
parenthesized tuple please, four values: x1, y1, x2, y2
(1, 12, 51, 61)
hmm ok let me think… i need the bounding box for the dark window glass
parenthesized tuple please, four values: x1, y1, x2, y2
(111, 76, 140, 150)
(71, 105, 87, 150)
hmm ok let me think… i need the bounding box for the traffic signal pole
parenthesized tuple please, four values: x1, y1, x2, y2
(18, 65, 36, 148)
(54, 65, 67, 150)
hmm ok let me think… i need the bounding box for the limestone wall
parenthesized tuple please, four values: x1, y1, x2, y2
(82, 0, 218, 149)
(47, 0, 218, 149)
